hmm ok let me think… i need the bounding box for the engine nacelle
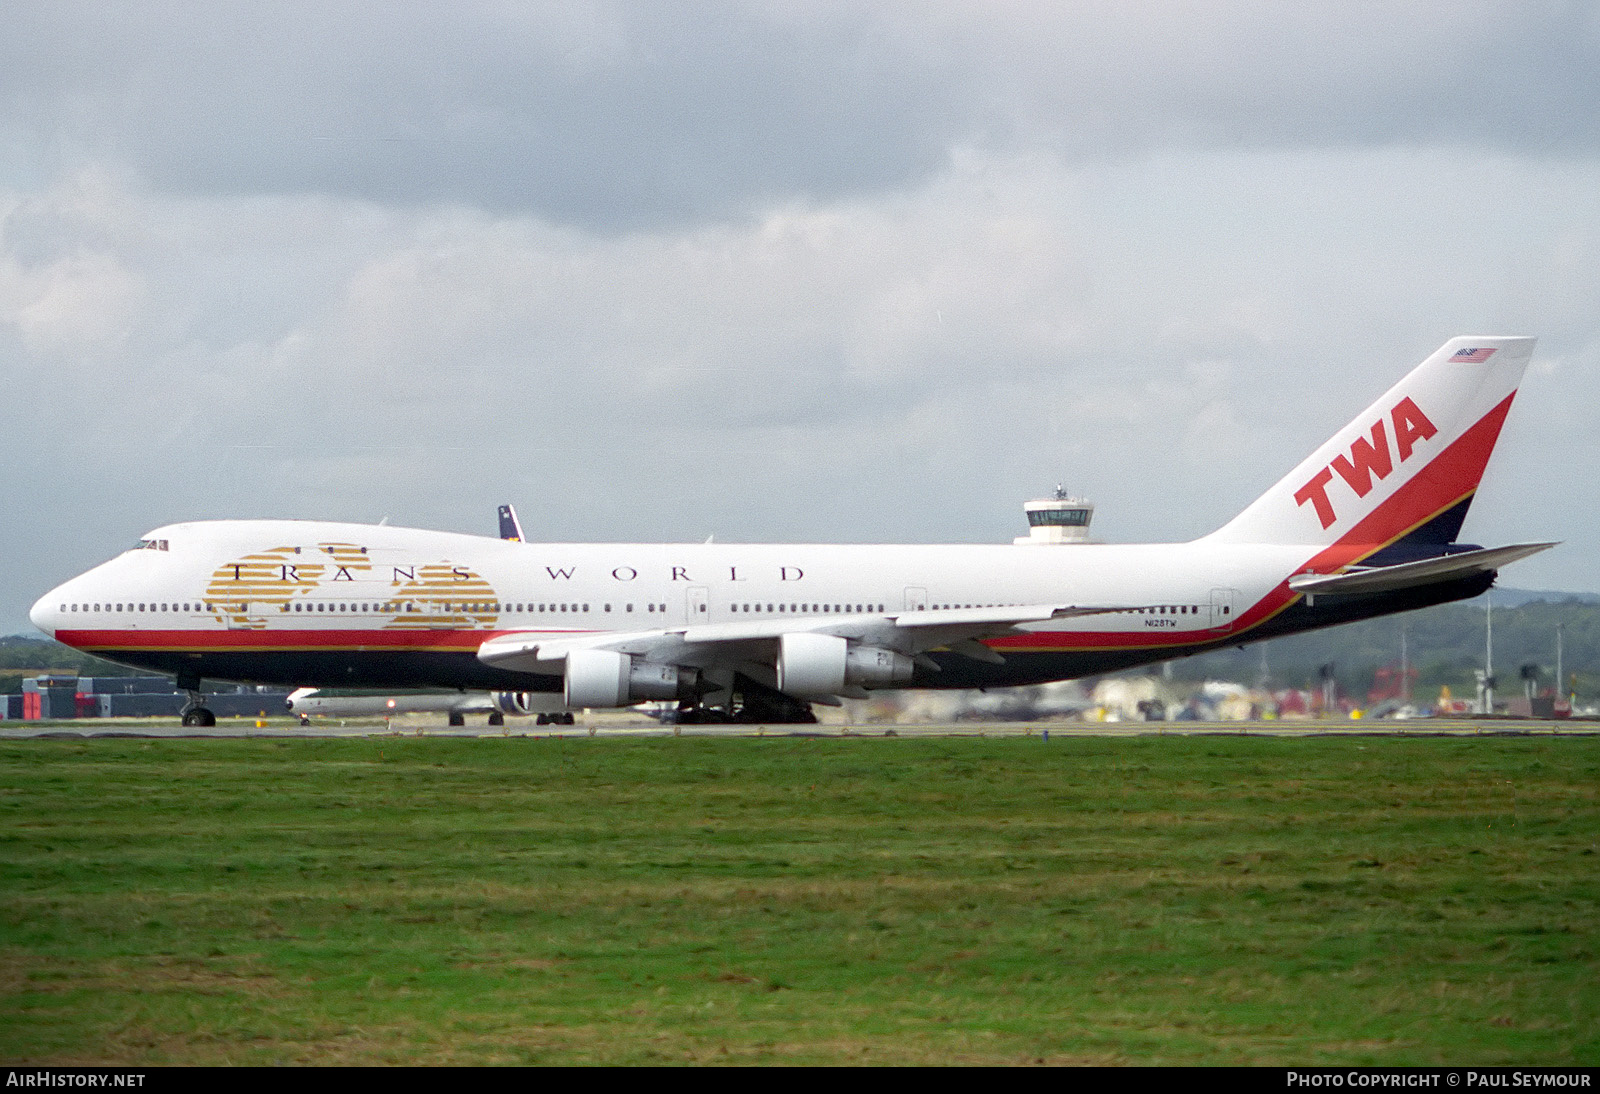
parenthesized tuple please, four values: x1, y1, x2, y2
(846, 643, 916, 689)
(564, 649, 690, 709)
(776, 633, 913, 698)
(492, 691, 568, 716)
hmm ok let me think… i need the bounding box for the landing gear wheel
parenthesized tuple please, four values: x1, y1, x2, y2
(487, 711, 504, 726)
(448, 711, 465, 727)
(178, 682, 214, 728)
(675, 707, 734, 725)
(734, 698, 817, 724)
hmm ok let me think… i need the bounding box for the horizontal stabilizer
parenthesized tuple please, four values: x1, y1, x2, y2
(1287, 542, 1556, 599)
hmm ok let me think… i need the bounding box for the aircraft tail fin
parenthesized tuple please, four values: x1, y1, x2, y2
(1206, 336, 1534, 553)
(498, 504, 524, 542)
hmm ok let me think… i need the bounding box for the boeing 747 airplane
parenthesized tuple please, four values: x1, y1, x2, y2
(32, 337, 1553, 725)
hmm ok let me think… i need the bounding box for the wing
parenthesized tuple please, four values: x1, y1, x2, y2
(477, 603, 1133, 701)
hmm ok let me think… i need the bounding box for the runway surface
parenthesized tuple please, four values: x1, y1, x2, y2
(3, 716, 1593, 739)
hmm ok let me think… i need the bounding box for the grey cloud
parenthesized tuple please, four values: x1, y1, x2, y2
(4, 3, 1597, 230)
(987, 3, 1600, 156)
(3, 2, 956, 229)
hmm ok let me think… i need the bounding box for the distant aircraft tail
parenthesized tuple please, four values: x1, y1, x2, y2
(1206, 336, 1535, 556)
(498, 504, 524, 542)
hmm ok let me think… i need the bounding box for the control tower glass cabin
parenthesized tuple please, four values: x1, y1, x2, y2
(1014, 488, 1095, 545)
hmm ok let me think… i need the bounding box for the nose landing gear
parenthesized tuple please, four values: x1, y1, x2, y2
(180, 707, 216, 727)
(177, 677, 216, 727)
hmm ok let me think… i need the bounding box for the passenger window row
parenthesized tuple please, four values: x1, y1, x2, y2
(732, 603, 886, 614)
(63, 598, 1211, 622)
(61, 600, 681, 617)
(65, 602, 203, 613)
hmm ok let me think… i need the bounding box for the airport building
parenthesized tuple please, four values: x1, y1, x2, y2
(11, 675, 291, 720)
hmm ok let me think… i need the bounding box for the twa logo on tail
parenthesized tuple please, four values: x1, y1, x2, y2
(1204, 335, 1534, 549)
(1292, 398, 1437, 529)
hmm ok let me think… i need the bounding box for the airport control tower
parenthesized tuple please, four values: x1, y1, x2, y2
(1014, 486, 1095, 545)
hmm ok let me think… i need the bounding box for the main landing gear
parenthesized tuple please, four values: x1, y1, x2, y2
(447, 710, 553, 727)
(669, 678, 818, 725)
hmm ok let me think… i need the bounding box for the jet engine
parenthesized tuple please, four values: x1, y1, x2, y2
(493, 691, 535, 715)
(776, 633, 913, 698)
(564, 649, 692, 709)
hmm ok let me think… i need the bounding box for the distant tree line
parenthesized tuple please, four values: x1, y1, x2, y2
(1174, 597, 1598, 702)
(0, 636, 146, 694)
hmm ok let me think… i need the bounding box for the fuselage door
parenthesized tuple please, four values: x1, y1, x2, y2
(904, 586, 928, 612)
(1209, 588, 1238, 631)
(687, 585, 710, 625)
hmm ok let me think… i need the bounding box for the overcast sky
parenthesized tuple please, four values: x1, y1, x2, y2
(4, 1, 1598, 633)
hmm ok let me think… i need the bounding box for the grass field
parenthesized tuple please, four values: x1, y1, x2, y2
(2, 734, 1596, 1065)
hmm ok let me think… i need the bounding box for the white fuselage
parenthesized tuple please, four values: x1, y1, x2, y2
(29, 518, 1338, 697)
(32, 521, 1306, 631)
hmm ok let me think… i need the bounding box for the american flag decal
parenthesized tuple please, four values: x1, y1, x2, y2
(1452, 347, 1497, 362)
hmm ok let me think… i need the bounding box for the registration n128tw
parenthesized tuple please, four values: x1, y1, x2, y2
(32, 336, 1553, 725)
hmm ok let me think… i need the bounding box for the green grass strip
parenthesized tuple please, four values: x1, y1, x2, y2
(2, 736, 1596, 1065)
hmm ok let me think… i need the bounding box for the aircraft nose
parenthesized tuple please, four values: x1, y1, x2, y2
(29, 589, 60, 637)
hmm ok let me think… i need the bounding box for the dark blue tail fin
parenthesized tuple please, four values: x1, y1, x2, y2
(497, 504, 524, 542)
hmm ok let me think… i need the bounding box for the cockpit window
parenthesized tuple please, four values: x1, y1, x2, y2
(133, 538, 170, 551)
